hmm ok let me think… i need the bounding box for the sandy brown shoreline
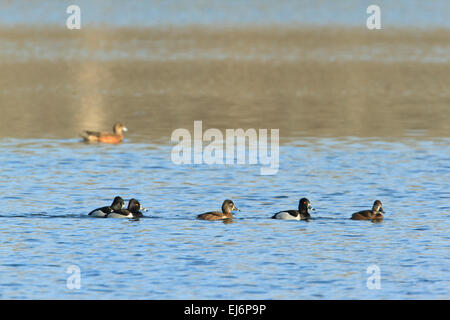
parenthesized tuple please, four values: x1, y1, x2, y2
(0, 26, 448, 140)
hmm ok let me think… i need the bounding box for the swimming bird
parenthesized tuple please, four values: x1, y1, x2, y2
(88, 196, 124, 218)
(350, 200, 385, 221)
(272, 198, 314, 220)
(197, 199, 239, 221)
(80, 122, 128, 144)
(106, 198, 145, 218)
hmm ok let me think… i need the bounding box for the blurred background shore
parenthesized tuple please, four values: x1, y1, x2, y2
(0, 26, 449, 141)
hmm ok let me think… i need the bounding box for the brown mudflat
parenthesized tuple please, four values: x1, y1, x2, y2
(0, 27, 449, 141)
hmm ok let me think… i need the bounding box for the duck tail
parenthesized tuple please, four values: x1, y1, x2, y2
(80, 131, 98, 142)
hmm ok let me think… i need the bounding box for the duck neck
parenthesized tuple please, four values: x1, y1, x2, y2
(298, 206, 309, 215)
(112, 204, 122, 210)
(301, 211, 310, 218)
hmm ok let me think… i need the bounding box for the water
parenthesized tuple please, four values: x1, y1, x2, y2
(1, 0, 450, 28)
(0, 137, 449, 299)
(0, 0, 449, 300)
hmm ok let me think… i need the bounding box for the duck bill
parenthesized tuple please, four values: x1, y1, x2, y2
(307, 205, 315, 213)
(233, 207, 240, 212)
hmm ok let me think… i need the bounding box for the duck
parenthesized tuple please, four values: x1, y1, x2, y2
(350, 200, 385, 221)
(272, 198, 314, 220)
(106, 198, 145, 218)
(80, 122, 128, 144)
(88, 196, 124, 217)
(197, 199, 239, 221)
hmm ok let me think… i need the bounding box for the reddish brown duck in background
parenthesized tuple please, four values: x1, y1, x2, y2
(81, 122, 128, 144)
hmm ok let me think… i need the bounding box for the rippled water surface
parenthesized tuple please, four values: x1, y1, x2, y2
(0, 137, 449, 299)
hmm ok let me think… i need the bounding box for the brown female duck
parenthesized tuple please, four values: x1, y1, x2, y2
(351, 200, 385, 221)
(81, 122, 128, 144)
(197, 200, 239, 221)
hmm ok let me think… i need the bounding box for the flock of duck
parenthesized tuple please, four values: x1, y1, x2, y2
(88, 197, 385, 222)
(82, 123, 386, 222)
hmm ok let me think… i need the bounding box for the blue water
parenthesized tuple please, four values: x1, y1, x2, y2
(0, 137, 449, 299)
(0, 0, 449, 28)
